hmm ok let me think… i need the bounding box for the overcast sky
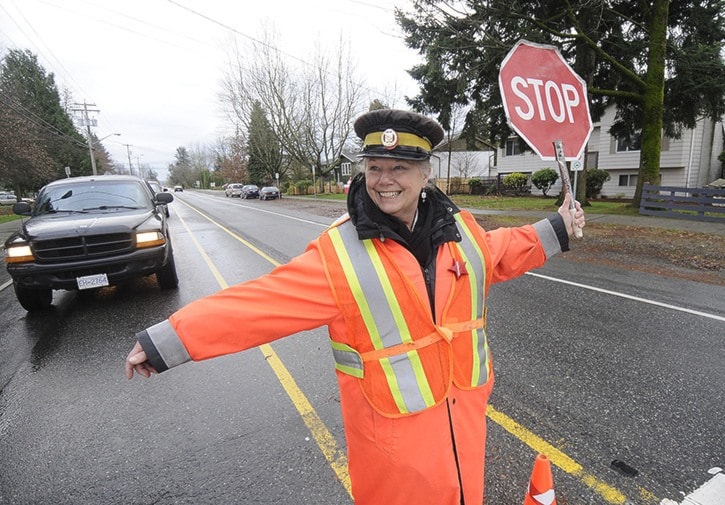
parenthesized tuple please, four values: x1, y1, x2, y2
(0, 0, 421, 181)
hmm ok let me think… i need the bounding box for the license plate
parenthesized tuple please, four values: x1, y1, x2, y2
(76, 273, 109, 290)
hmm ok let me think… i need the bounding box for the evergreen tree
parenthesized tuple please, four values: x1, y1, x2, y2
(0, 49, 88, 184)
(247, 101, 282, 185)
(167, 146, 195, 188)
(0, 95, 55, 195)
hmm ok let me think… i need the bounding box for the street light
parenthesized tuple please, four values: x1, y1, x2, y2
(89, 133, 121, 176)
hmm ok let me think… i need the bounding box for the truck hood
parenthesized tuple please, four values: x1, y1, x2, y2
(8, 209, 160, 244)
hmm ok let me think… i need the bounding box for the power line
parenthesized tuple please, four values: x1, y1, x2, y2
(0, 92, 88, 148)
(165, 0, 399, 100)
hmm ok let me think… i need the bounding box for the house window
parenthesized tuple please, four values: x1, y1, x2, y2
(616, 133, 642, 152)
(341, 162, 351, 176)
(618, 174, 638, 187)
(505, 139, 521, 156)
(585, 151, 598, 170)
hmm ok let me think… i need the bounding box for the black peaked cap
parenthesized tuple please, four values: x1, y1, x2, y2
(354, 109, 444, 161)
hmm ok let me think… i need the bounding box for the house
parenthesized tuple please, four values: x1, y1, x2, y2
(432, 134, 495, 182)
(339, 136, 496, 184)
(495, 105, 725, 198)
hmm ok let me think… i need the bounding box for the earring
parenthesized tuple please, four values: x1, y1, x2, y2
(421, 189, 427, 202)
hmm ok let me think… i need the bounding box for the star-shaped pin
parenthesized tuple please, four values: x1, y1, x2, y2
(448, 259, 468, 279)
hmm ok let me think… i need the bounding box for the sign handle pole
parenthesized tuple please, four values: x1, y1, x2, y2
(553, 140, 583, 238)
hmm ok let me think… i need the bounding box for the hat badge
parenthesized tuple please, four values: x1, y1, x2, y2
(381, 128, 399, 150)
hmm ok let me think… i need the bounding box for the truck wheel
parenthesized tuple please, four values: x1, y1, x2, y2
(156, 254, 179, 290)
(14, 284, 53, 311)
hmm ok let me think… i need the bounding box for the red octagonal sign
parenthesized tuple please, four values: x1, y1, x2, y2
(499, 40, 593, 161)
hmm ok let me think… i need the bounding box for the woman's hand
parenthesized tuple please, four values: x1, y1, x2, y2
(124, 340, 157, 379)
(558, 193, 585, 238)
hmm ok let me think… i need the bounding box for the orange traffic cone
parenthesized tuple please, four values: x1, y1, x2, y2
(523, 453, 556, 505)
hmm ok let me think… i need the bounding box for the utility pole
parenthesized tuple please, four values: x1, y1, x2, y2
(71, 101, 100, 175)
(123, 144, 134, 176)
(135, 156, 144, 179)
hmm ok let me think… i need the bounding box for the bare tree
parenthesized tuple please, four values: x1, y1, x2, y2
(453, 151, 476, 180)
(219, 28, 365, 182)
(187, 142, 215, 174)
(442, 105, 468, 193)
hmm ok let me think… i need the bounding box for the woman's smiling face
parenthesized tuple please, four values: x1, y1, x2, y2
(364, 157, 430, 229)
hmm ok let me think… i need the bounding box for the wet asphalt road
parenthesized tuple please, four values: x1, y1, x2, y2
(0, 190, 723, 504)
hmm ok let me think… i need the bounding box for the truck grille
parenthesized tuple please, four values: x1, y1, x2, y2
(32, 233, 135, 263)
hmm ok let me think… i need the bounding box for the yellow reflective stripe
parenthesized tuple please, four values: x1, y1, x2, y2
(363, 240, 436, 410)
(407, 350, 435, 408)
(454, 241, 481, 386)
(363, 240, 412, 345)
(454, 214, 489, 386)
(328, 229, 382, 346)
(378, 358, 408, 413)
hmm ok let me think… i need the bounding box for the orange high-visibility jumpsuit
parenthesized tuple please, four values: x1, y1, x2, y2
(137, 213, 562, 505)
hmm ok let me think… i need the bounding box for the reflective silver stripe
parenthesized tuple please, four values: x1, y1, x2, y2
(388, 352, 428, 413)
(328, 215, 490, 411)
(146, 319, 191, 369)
(532, 218, 562, 259)
(453, 214, 489, 386)
(330, 340, 363, 378)
(333, 223, 432, 413)
(337, 224, 402, 349)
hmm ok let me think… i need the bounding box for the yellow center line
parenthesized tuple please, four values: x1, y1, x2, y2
(487, 406, 658, 503)
(174, 198, 657, 504)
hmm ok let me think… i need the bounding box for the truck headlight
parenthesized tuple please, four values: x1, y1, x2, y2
(5, 244, 34, 263)
(135, 231, 166, 248)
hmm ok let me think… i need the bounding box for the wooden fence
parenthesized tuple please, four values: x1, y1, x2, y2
(639, 184, 725, 223)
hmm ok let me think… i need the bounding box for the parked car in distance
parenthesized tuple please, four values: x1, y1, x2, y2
(259, 186, 280, 200)
(174, 185, 183, 192)
(146, 180, 170, 217)
(241, 184, 259, 199)
(0, 191, 18, 205)
(4, 175, 178, 312)
(225, 183, 244, 197)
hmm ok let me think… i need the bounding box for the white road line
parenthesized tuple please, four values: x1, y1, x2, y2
(187, 193, 331, 227)
(660, 471, 725, 505)
(526, 271, 725, 322)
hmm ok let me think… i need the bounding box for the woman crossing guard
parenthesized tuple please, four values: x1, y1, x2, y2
(125, 108, 586, 505)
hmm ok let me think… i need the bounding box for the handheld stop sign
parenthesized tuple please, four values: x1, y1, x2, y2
(498, 39, 592, 237)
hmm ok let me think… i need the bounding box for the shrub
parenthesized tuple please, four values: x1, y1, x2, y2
(502, 172, 530, 195)
(531, 168, 559, 196)
(585, 169, 611, 199)
(295, 180, 313, 191)
(468, 178, 485, 195)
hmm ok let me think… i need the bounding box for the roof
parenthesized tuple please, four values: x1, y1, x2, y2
(44, 174, 144, 188)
